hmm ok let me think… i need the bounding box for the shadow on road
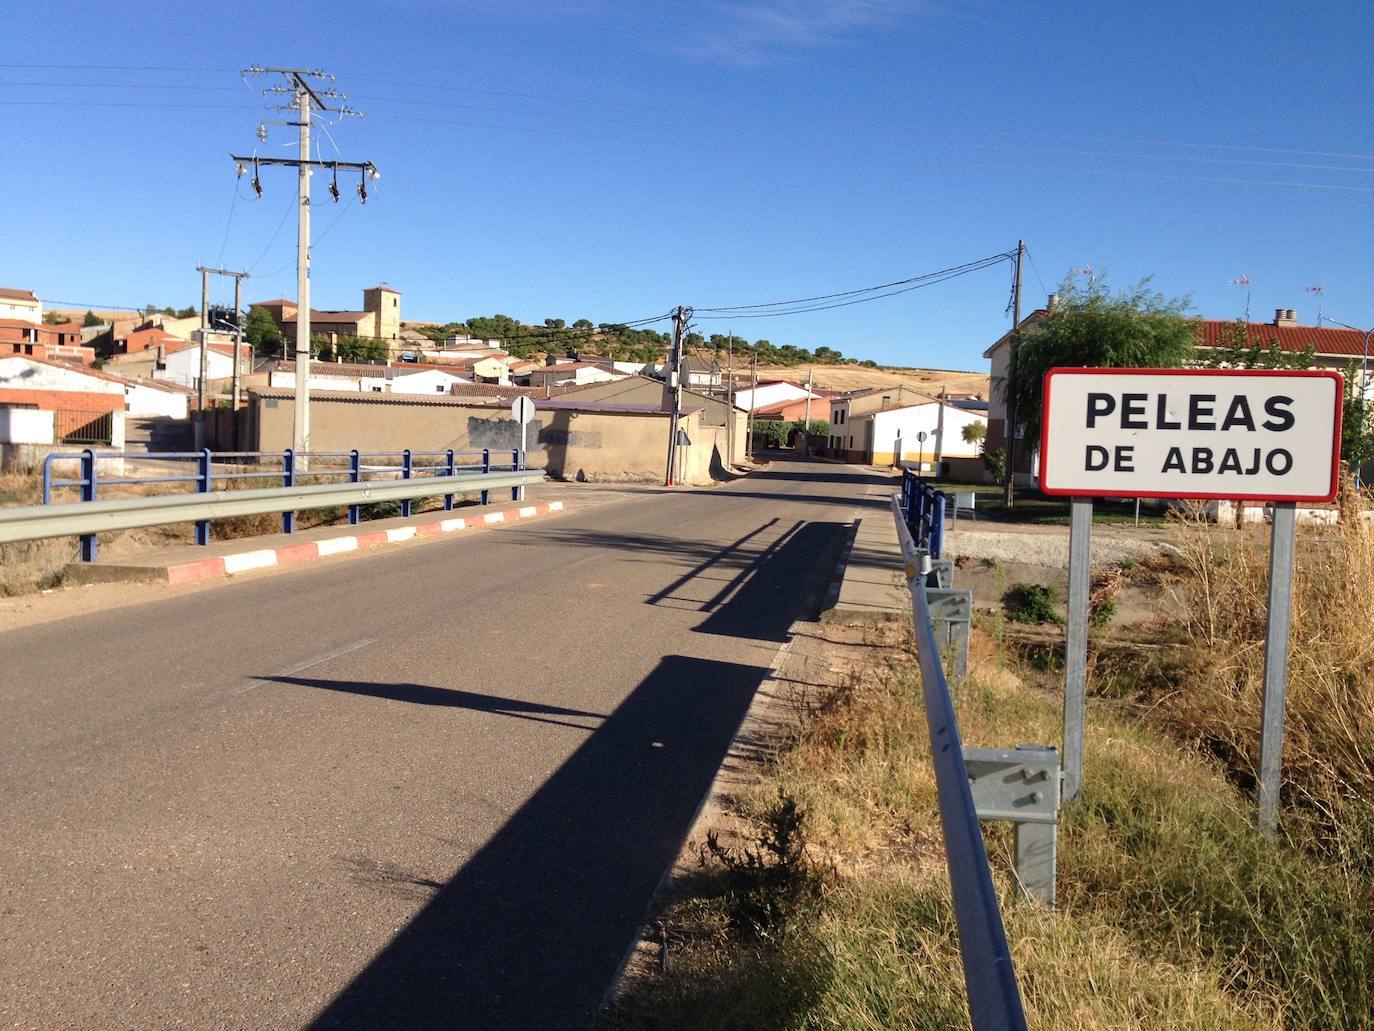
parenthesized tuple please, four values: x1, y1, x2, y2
(262, 677, 607, 732)
(306, 654, 762, 1030)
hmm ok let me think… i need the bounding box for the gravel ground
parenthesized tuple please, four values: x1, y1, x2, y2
(945, 526, 1176, 568)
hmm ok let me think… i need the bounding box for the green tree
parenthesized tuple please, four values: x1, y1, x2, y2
(244, 304, 285, 356)
(1006, 275, 1196, 445)
(81, 310, 102, 327)
(572, 319, 593, 330)
(961, 421, 987, 451)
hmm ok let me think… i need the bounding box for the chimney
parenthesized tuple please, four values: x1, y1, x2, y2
(1274, 308, 1298, 327)
(1047, 292, 1060, 312)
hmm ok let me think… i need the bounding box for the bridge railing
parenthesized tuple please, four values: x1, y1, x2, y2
(2, 447, 539, 562)
(899, 468, 948, 559)
(891, 489, 1055, 1031)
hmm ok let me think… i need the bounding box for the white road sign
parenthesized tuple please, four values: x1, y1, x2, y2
(512, 395, 536, 425)
(1040, 368, 1343, 501)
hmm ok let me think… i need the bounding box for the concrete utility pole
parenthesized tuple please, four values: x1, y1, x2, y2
(1002, 239, 1024, 507)
(726, 334, 735, 466)
(663, 306, 690, 486)
(196, 267, 210, 449)
(234, 66, 377, 463)
(804, 366, 814, 424)
(747, 351, 758, 459)
(935, 384, 947, 467)
(194, 265, 250, 450)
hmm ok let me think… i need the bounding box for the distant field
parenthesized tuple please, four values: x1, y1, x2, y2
(752, 363, 990, 398)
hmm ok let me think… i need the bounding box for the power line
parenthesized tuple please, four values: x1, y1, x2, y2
(695, 253, 1016, 313)
(1023, 246, 1049, 297)
(4, 62, 1374, 164)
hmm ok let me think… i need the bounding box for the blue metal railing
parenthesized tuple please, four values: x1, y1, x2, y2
(899, 468, 948, 559)
(39, 447, 527, 562)
(891, 493, 1027, 1031)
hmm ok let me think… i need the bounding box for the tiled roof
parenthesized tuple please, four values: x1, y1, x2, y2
(1196, 319, 1369, 358)
(0, 287, 39, 302)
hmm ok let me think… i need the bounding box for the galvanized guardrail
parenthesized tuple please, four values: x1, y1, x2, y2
(5, 447, 543, 562)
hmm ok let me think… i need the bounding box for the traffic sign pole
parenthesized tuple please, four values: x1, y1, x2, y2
(1258, 501, 1297, 839)
(511, 396, 536, 502)
(1063, 497, 1092, 802)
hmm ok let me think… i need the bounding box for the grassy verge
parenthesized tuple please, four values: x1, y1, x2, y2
(611, 624, 1373, 1029)
(920, 477, 1168, 527)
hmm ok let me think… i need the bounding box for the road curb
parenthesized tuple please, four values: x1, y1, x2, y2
(73, 501, 566, 585)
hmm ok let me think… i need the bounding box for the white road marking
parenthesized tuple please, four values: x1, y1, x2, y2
(316, 536, 358, 556)
(386, 526, 417, 543)
(235, 638, 380, 695)
(223, 550, 278, 574)
(483, 512, 505, 524)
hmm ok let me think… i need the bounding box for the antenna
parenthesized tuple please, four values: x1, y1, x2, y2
(1229, 275, 1252, 322)
(1305, 283, 1324, 326)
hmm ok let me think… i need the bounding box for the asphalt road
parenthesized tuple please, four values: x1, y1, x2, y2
(0, 457, 892, 1029)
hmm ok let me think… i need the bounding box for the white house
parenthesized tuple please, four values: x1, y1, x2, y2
(124, 380, 190, 419)
(391, 368, 473, 395)
(155, 345, 237, 389)
(831, 400, 987, 467)
(732, 379, 819, 412)
(0, 288, 42, 325)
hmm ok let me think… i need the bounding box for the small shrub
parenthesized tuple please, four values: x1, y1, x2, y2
(1004, 582, 1063, 624)
(699, 789, 823, 941)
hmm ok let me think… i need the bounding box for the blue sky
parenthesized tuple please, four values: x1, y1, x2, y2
(3, 0, 1371, 370)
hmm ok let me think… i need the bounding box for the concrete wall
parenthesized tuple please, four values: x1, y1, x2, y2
(872, 403, 987, 465)
(246, 392, 723, 484)
(125, 383, 189, 419)
(0, 407, 55, 444)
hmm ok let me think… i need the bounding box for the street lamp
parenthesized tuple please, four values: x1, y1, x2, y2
(1325, 318, 1374, 489)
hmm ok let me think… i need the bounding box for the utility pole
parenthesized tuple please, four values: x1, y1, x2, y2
(1002, 240, 1024, 507)
(747, 351, 758, 459)
(663, 306, 690, 486)
(804, 366, 814, 424)
(234, 66, 377, 463)
(196, 267, 210, 450)
(195, 265, 250, 451)
(726, 334, 735, 466)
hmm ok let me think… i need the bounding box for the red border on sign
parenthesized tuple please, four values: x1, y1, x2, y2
(1038, 367, 1344, 503)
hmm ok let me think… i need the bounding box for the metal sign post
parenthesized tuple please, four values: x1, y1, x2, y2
(1040, 367, 1342, 828)
(1258, 501, 1297, 837)
(1063, 497, 1091, 801)
(511, 396, 536, 501)
(916, 429, 928, 474)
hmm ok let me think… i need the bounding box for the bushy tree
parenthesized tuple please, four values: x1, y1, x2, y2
(245, 304, 285, 356)
(1006, 275, 1196, 445)
(81, 310, 102, 327)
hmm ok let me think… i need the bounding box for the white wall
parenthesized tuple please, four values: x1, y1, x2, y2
(125, 383, 189, 419)
(733, 381, 816, 412)
(873, 403, 988, 461)
(268, 369, 389, 392)
(391, 369, 472, 395)
(0, 298, 41, 324)
(0, 356, 124, 395)
(0, 408, 55, 444)
(155, 347, 235, 388)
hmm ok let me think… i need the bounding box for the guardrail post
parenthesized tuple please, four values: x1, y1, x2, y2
(913, 481, 926, 542)
(930, 492, 946, 560)
(443, 449, 456, 511)
(78, 448, 97, 562)
(194, 448, 212, 546)
(281, 449, 296, 534)
(511, 448, 520, 501)
(348, 450, 361, 524)
(401, 449, 413, 518)
(43, 454, 56, 505)
(480, 448, 490, 506)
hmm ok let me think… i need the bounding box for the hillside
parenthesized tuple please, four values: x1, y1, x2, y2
(750, 363, 990, 398)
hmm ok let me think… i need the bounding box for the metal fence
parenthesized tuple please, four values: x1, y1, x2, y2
(892, 481, 1065, 1030)
(53, 409, 114, 445)
(1, 446, 539, 563)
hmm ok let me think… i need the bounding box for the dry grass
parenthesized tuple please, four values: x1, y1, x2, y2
(1165, 489, 1374, 835)
(610, 623, 1374, 1029)
(753, 364, 990, 398)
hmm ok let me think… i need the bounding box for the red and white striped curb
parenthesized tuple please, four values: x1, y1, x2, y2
(160, 501, 565, 584)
